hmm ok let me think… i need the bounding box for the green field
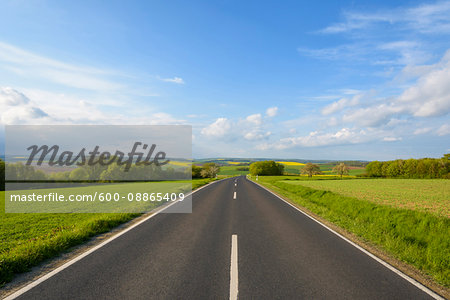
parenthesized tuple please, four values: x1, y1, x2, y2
(283, 179, 450, 217)
(0, 178, 214, 284)
(6, 181, 194, 213)
(254, 176, 450, 287)
(218, 165, 249, 176)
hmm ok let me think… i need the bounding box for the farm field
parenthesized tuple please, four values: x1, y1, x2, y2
(218, 165, 249, 176)
(277, 161, 305, 174)
(0, 178, 214, 284)
(282, 179, 450, 217)
(253, 176, 450, 287)
(277, 161, 366, 176)
(212, 159, 367, 176)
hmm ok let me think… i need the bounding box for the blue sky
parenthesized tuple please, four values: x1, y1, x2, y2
(0, 0, 449, 160)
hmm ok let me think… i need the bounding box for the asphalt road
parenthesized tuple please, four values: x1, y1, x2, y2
(10, 176, 436, 299)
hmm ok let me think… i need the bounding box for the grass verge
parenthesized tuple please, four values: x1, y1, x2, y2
(0, 178, 215, 285)
(254, 176, 449, 288)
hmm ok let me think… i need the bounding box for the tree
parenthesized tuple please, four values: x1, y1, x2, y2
(192, 165, 202, 178)
(366, 161, 382, 177)
(0, 159, 5, 191)
(201, 163, 220, 178)
(365, 154, 450, 178)
(416, 160, 427, 177)
(332, 163, 349, 178)
(440, 154, 450, 178)
(404, 159, 418, 178)
(69, 167, 90, 181)
(49, 171, 70, 181)
(6, 162, 47, 181)
(249, 161, 284, 176)
(301, 163, 322, 177)
(386, 160, 402, 177)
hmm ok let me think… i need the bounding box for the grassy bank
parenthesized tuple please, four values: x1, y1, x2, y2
(0, 178, 215, 285)
(254, 176, 449, 288)
(283, 178, 449, 217)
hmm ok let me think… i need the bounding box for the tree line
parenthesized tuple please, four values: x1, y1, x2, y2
(0, 159, 4, 191)
(1, 160, 190, 189)
(365, 154, 450, 178)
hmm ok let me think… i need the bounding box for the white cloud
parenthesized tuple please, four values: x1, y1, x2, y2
(201, 117, 232, 137)
(0, 42, 123, 91)
(386, 118, 407, 127)
(327, 117, 339, 127)
(383, 137, 402, 142)
(146, 112, 185, 125)
(321, 49, 450, 128)
(397, 50, 450, 117)
(241, 113, 273, 141)
(298, 44, 368, 61)
(244, 131, 271, 141)
(437, 124, 450, 136)
(340, 89, 362, 95)
(266, 106, 278, 117)
(378, 41, 430, 65)
(0, 87, 29, 106)
(303, 2, 450, 69)
(260, 128, 366, 150)
(160, 77, 185, 84)
(1, 106, 48, 124)
(322, 94, 361, 115)
(245, 113, 262, 126)
(342, 103, 402, 127)
(0, 86, 184, 125)
(299, 40, 428, 66)
(320, 2, 450, 35)
(406, 1, 450, 34)
(200, 111, 273, 142)
(0, 87, 49, 124)
(414, 127, 432, 135)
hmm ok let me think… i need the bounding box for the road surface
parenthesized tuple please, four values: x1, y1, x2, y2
(8, 176, 438, 299)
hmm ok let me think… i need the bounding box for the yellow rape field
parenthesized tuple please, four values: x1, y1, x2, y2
(277, 161, 305, 166)
(169, 161, 191, 167)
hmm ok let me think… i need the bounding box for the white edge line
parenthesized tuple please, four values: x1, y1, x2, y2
(4, 178, 225, 300)
(229, 234, 238, 300)
(247, 179, 444, 300)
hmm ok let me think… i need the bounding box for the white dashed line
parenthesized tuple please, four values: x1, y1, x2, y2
(229, 234, 238, 300)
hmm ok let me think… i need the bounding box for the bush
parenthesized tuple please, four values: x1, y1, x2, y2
(249, 161, 284, 176)
(236, 166, 249, 171)
(0, 159, 4, 191)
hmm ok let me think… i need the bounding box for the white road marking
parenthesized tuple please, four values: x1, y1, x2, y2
(3, 179, 226, 300)
(248, 179, 444, 300)
(235, 183, 237, 187)
(233, 191, 236, 199)
(230, 234, 238, 300)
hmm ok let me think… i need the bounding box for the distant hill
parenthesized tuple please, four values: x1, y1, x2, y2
(193, 158, 368, 167)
